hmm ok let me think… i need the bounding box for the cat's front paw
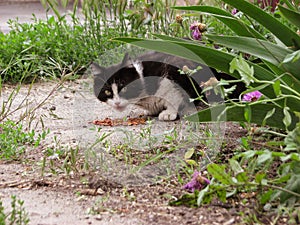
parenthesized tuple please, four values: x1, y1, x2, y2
(158, 110, 178, 121)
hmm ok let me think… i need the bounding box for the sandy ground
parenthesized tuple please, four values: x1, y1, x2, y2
(0, 75, 228, 224)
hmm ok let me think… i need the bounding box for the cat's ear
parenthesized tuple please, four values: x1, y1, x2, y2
(90, 62, 105, 76)
(121, 53, 133, 67)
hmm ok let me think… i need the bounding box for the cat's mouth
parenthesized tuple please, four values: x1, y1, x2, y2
(113, 105, 126, 111)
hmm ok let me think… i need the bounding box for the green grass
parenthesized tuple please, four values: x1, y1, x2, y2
(0, 196, 29, 225)
(0, 120, 48, 160)
(0, 0, 186, 83)
(0, 16, 121, 83)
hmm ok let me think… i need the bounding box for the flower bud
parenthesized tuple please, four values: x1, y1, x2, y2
(182, 65, 191, 74)
(176, 15, 183, 24)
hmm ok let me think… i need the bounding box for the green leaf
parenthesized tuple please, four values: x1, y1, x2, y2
(257, 150, 272, 165)
(216, 188, 227, 203)
(244, 104, 252, 123)
(279, 5, 300, 29)
(169, 192, 198, 207)
(283, 50, 300, 64)
(255, 173, 266, 184)
(271, 152, 286, 157)
(236, 172, 249, 183)
(273, 80, 281, 96)
(283, 107, 292, 129)
(186, 159, 198, 167)
(172, 6, 264, 39)
(197, 185, 210, 206)
(153, 34, 192, 42)
(207, 163, 234, 185)
(260, 189, 274, 204)
(114, 37, 237, 74)
(277, 174, 300, 204)
(229, 159, 249, 183)
(290, 153, 300, 161)
(262, 108, 276, 127)
(184, 148, 195, 160)
(229, 159, 244, 174)
(264, 61, 286, 76)
(226, 188, 237, 199)
(221, 0, 300, 49)
(186, 103, 298, 130)
(206, 35, 300, 78)
(272, 174, 291, 185)
(238, 150, 256, 159)
(284, 123, 300, 152)
(230, 55, 254, 86)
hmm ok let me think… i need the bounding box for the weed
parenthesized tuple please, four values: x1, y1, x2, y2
(121, 187, 136, 201)
(0, 201, 5, 225)
(0, 15, 119, 83)
(40, 138, 86, 176)
(0, 120, 47, 160)
(0, 196, 30, 225)
(87, 194, 114, 215)
(1, 0, 191, 83)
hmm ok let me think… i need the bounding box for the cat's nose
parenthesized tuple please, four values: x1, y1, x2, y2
(114, 101, 121, 106)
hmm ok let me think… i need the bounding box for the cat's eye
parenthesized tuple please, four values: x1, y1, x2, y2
(105, 90, 112, 96)
(121, 86, 127, 93)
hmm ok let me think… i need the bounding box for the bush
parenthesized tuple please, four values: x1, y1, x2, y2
(0, 15, 120, 83)
(0, 0, 185, 83)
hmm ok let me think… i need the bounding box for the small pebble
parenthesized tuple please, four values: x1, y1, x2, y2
(95, 215, 102, 221)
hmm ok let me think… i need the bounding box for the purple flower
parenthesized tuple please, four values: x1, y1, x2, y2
(242, 91, 262, 102)
(231, 8, 238, 15)
(190, 22, 206, 40)
(183, 171, 210, 192)
(192, 28, 201, 40)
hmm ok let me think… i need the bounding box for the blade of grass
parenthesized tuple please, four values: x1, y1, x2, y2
(221, 0, 300, 49)
(278, 5, 300, 29)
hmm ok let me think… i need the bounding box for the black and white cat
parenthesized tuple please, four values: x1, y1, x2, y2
(91, 51, 228, 121)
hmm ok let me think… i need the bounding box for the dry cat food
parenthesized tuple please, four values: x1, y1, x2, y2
(92, 117, 146, 126)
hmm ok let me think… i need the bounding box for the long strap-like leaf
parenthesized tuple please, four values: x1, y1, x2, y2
(221, 0, 300, 49)
(279, 5, 300, 30)
(206, 35, 300, 79)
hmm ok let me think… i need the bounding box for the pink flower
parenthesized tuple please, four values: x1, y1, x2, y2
(242, 91, 262, 102)
(231, 8, 238, 15)
(189, 21, 199, 30)
(183, 171, 210, 192)
(190, 22, 206, 40)
(192, 29, 201, 40)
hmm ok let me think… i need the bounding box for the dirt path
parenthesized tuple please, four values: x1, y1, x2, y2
(0, 74, 248, 225)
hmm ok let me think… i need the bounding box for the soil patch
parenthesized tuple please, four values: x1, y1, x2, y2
(0, 78, 287, 225)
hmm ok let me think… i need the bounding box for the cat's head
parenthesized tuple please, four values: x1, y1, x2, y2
(91, 54, 144, 111)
